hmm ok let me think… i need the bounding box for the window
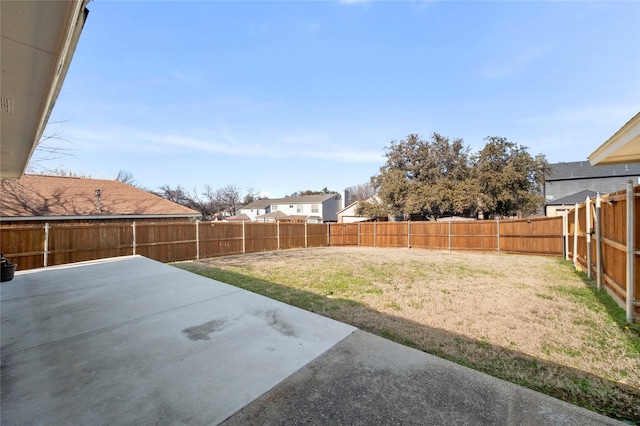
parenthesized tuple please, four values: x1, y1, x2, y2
(273, 205, 278, 210)
(297, 204, 303, 213)
(311, 204, 319, 213)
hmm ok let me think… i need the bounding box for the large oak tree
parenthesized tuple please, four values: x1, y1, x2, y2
(362, 133, 547, 220)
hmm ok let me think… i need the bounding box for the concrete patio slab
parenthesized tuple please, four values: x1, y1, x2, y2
(1, 256, 356, 425)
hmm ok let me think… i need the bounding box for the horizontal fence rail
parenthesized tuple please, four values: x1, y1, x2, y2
(1, 184, 637, 323)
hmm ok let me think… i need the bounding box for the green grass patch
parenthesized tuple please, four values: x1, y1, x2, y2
(172, 256, 640, 423)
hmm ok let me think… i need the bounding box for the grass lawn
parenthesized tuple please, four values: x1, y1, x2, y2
(173, 246, 640, 423)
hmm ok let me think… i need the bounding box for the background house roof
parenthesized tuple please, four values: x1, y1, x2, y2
(255, 211, 290, 221)
(273, 193, 338, 204)
(546, 161, 640, 181)
(546, 190, 598, 206)
(243, 194, 339, 210)
(241, 199, 272, 210)
(0, 175, 199, 219)
(223, 214, 250, 222)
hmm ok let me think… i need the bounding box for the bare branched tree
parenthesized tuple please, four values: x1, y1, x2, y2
(215, 184, 242, 216)
(115, 170, 138, 187)
(26, 120, 78, 174)
(345, 182, 376, 202)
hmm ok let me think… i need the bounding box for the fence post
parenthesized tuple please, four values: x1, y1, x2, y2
(595, 194, 602, 290)
(407, 221, 411, 248)
(626, 180, 635, 323)
(358, 222, 361, 247)
(195, 220, 200, 260)
(496, 218, 500, 254)
(586, 196, 591, 278)
(43, 222, 50, 267)
(562, 211, 569, 260)
(277, 221, 280, 250)
(132, 221, 136, 256)
(304, 221, 308, 248)
(573, 203, 579, 267)
(327, 223, 330, 247)
(374, 221, 377, 248)
(448, 220, 452, 252)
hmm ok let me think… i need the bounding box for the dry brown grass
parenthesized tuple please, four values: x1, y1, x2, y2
(175, 246, 640, 421)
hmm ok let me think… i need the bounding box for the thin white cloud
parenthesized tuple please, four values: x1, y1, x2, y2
(83, 127, 386, 164)
(482, 44, 555, 78)
(173, 71, 202, 84)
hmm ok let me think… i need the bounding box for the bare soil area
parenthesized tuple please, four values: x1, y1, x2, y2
(177, 246, 640, 421)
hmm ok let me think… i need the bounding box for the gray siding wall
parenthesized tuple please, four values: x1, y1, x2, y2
(322, 196, 341, 222)
(546, 176, 640, 202)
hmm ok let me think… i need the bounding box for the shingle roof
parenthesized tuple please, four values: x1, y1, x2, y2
(224, 214, 251, 222)
(272, 193, 339, 204)
(241, 199, 272, 210)
(547, 190, 598, 206)
(546, 161, 640, 181)
(255, 211, 290, 220)
(242, 193, 339, 210)
(0, 175, 200, 218)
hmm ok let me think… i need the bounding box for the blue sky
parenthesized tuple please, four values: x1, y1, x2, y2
(39, 0, 639, 198)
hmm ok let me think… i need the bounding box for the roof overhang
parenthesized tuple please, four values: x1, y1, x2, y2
(588, 112, 640, 166)
(1, 0, 90, 179)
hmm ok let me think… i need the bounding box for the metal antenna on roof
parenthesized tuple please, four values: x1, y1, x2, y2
(95, 189, 102, 215)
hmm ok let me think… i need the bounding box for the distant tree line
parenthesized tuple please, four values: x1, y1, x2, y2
(151, 183, 259, 220)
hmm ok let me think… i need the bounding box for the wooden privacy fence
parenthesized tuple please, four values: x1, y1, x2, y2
(1, 216, 563, 272)
(328, 217, 563, 256)
(565, 181, 639, 323)
(0, 222, 331, 271)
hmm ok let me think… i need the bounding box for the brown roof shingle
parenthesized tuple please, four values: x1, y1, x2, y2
(0, 175, 199, 218)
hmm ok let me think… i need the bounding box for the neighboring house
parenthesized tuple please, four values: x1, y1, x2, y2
(269, 193, 342, 223)
(544, 161, 640, 216)
(337, 201, 366, 223)
(239, 199, 272, 221)
(544, 190, 598, 217)
(241, 193, 344, 223)
(0, 175, 200, 224)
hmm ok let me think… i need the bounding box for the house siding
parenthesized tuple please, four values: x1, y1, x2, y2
(322, 195, 341, 222)
(546, 176, 640, 202)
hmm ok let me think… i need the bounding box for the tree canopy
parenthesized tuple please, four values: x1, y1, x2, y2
(362, 133, 547, 220)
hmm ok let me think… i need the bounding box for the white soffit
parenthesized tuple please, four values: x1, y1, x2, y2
(1, 0, 89, 179)
(588, 112, 640, 166)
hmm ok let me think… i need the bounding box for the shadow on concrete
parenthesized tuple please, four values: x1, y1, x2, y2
(174, 262, 640, 424)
